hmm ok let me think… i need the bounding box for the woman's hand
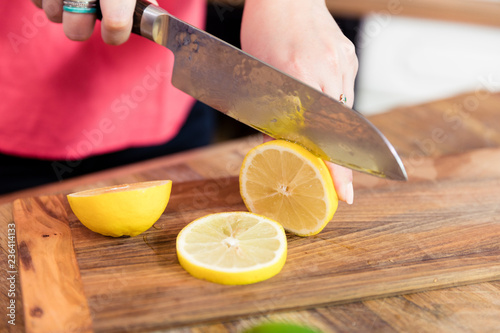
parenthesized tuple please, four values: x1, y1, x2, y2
(30, 0, 158, 44)
(241, 0, 358, 204)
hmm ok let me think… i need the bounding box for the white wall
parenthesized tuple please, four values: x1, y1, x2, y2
(354, 15, 500, 115)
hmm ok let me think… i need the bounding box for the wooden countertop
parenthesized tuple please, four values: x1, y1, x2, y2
(210, 0, 500, 28)
(1, 91, 500, 332)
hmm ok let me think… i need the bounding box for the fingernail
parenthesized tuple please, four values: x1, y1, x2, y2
(345, 182, 354, 205)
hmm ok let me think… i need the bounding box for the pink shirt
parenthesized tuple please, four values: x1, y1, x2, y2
(0, 0, 205, 160)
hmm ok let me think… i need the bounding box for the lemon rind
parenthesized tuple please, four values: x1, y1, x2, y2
(176, 212, 287, 285)
(239, 140, 338, 237)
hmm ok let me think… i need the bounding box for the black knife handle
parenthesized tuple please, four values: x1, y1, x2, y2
(95, 0, 152, 37)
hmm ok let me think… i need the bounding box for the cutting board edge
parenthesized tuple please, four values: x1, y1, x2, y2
(13, 195, 94, 333)
(94, 265, 500, 333)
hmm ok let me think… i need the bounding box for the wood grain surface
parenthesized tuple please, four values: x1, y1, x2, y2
(1, 91, 500, 333)
(13, 196, 93, 333)
(10, 146, 500, 332)
(325, 0, 500, 27)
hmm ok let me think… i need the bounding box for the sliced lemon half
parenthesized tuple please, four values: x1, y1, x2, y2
(239, 140, 338, 236)
(67, 180, 172, 237)
(176, 212, 287, 285)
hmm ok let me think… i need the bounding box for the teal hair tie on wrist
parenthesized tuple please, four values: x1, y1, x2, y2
(63, 6, 97, 14)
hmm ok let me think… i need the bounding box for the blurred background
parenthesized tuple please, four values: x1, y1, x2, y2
(206, 0, 500, 139)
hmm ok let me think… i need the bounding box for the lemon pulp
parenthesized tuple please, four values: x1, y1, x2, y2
(240, 140, 338, 236)
(176, 212, 287, 285)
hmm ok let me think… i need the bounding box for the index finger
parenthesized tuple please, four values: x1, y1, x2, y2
(99, 0, 136, 45)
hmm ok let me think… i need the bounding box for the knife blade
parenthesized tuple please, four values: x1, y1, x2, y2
(126, 0, 407, 180)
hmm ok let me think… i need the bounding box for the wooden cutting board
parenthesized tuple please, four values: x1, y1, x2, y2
(14, 148, 500, 333)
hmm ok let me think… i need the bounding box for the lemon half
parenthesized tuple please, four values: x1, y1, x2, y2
(67, 180, 172, 237)
(176, 212, 287, 285)
(239, 140, 338, 236)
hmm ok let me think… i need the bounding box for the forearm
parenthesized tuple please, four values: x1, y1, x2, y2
(243, 0, 327, 11)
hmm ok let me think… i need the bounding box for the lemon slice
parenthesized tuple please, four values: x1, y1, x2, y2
(176, 212, 287, 285)
(67, 180, 172, 237)
(239, 140, 338, 236)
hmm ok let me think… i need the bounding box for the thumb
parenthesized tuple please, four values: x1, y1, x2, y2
(326, 161, 354, 205)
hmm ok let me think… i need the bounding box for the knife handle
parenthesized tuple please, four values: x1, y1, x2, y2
(95, 0, 166, 42)
(131, 0, 152, 36)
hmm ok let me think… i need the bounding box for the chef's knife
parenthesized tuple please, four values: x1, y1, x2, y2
(101, 0, 407, 180)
